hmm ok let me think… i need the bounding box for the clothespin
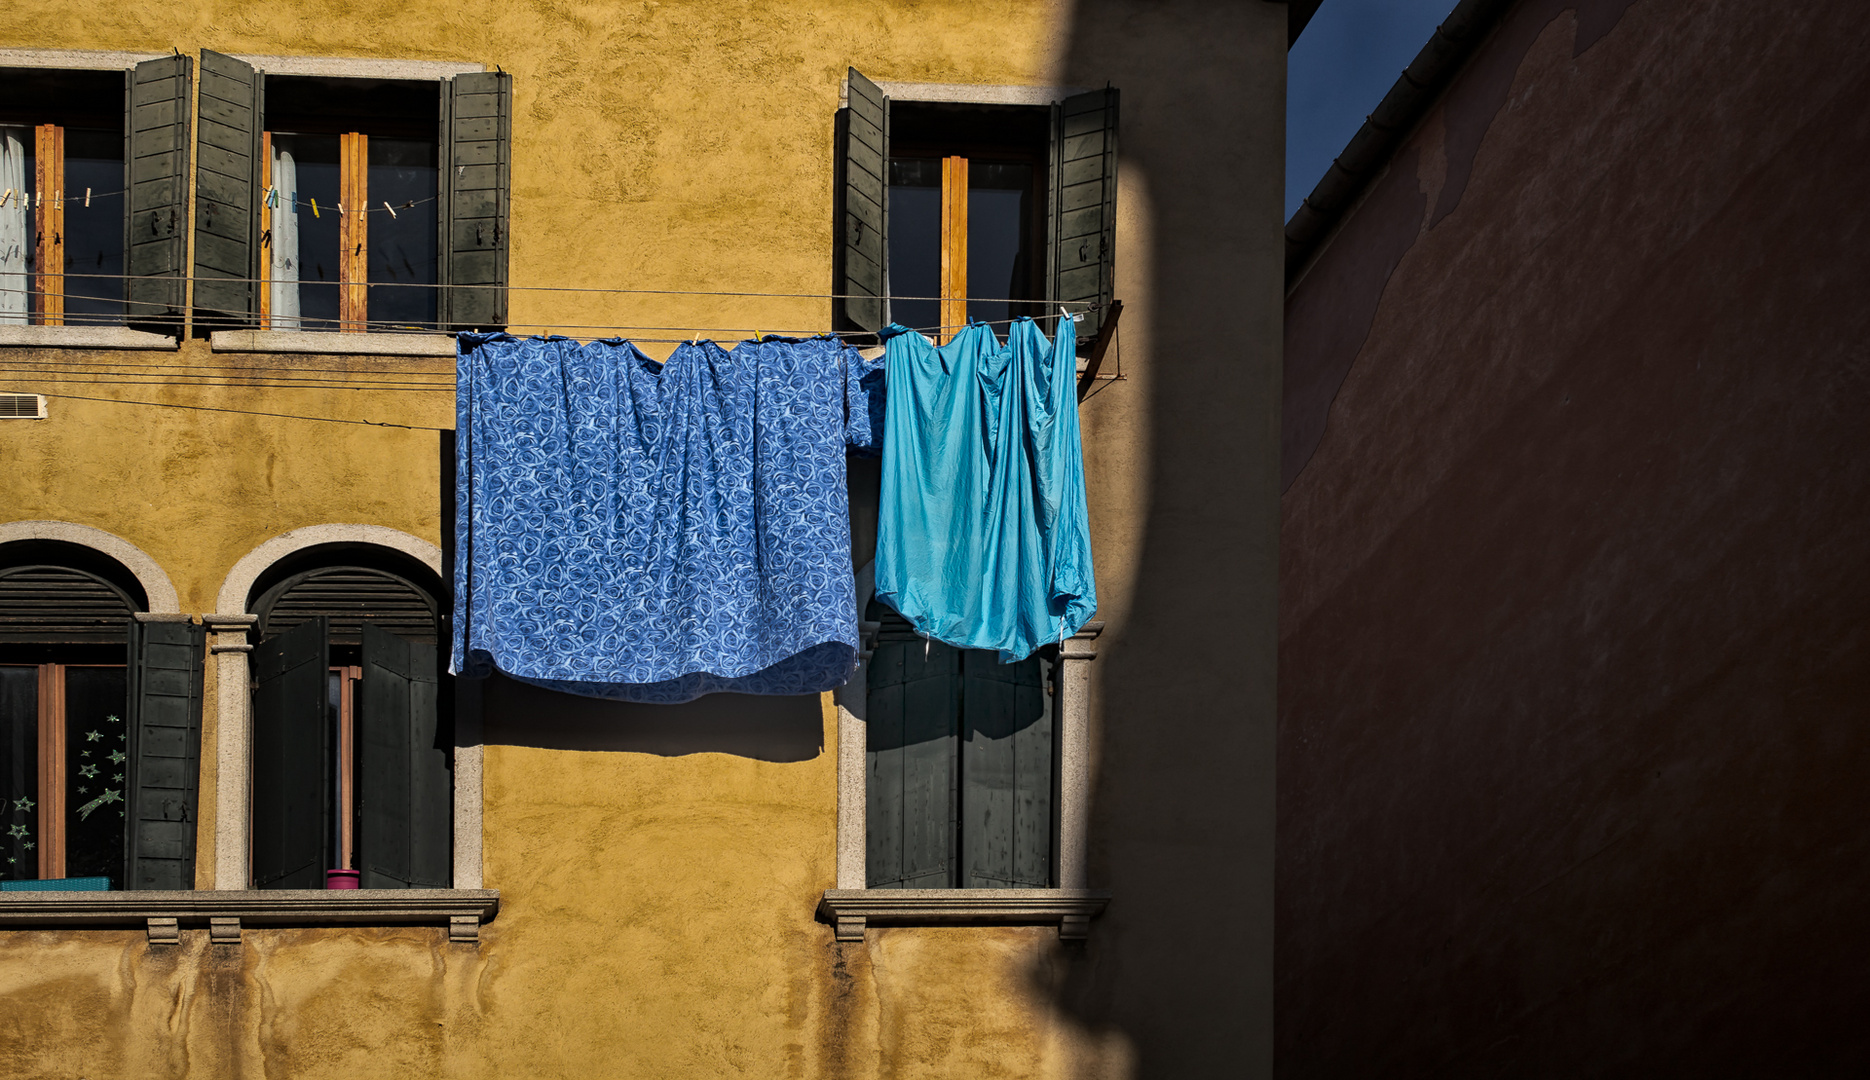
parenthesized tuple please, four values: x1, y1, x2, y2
(337, 201, 345, 216)
(383, 200, 397, 219)
(84, 187, 91, 207)
(54, 190, 61, 210)
(310, 197, 320, 218)
(0, 189, 10, 207)
(1059, 305, 1082, 324)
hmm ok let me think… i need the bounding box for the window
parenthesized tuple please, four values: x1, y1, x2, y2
(0, 62, 185, 330)
(865, 606, 1056, 889)
(836, 70, 1120, 347)
(192, 51, 511, 335)
(0, 544, 205, 891)
(247, 560, 451, 890)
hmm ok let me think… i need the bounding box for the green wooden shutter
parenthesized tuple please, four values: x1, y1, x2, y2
(250, 616, 328, 889)
(124, 55, 191, 327)
(865, 615, 958, 888)
(837, 68, 888, 332)
(960, 651, 1053, 888)
(192, 50, 263, 328)
(356, 623, 451, 889)
(1049, 87, 1120, 344)
(439, 71, 512, 331)
(124, 618, 206, 891)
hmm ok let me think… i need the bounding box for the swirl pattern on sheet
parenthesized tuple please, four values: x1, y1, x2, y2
(454, 333, 886, 703)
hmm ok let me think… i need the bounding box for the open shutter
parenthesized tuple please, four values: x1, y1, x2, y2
(124, 54, 191, 327)
(439, 71, 511, 331)
(960, 651, 1054, 888)
(124, 618, 205, 890)
(250, 616, 328, 889)
(355, 623, 451, 889)
(1049, 87, 1119, 344)
(865, 615, 958, 888)
(192, 50, 264, 328)
(837, 68, 888, 332)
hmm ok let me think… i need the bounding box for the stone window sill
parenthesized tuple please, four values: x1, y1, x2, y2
(817, 888, 1110, 942)
(0, 325, 178, 350)
(0, 888, 498, 945)
(209, 329, 458, 357)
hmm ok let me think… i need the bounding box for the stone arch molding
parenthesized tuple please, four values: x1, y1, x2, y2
(0, 520, 182, 613)
(216, 523, 443, 616)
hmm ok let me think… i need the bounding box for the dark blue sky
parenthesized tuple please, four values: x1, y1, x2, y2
(1287, 0, 1459, 219)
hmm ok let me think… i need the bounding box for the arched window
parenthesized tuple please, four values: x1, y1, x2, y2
(0, 540, 204, 891)
(246, 546, 451, 890)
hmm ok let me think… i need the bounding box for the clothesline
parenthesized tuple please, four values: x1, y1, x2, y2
(0, 270, 1100, 307)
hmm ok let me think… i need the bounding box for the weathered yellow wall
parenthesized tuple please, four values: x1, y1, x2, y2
(0, 0, 1288, 1074)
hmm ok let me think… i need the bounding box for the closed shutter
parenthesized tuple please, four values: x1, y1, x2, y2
(1049, 87, 1119, 344)
(960, 650, 1053, 888)
(837, 68, 888, 332)
(865, 614, 957, 889)
(125, 55, 191, 327)
(250, 616, 328, 889)
(439, 71, 511, 331)
(124, 619, 205, 890)
(355, 623, 451, 889)
(192, 50, 264, 328)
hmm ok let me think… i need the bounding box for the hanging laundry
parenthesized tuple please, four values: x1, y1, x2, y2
(874, 318, 1096, 663)
(454, 333, 886, 703)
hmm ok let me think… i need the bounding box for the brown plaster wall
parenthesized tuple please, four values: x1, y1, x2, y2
(1280, 0, 1870, 1072)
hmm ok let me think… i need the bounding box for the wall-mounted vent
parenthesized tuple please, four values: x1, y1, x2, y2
(0, 394, 46, 419)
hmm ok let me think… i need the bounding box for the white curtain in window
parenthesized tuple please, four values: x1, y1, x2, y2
(269, 142, 300, 330)
(0, 127, 28, 325)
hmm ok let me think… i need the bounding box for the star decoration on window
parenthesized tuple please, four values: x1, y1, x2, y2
(9, 796, 30, 813)
(5, 824, 26, 840)
(112, 774, 123, 784)
(79, 764, 99, 779)
(21, 841, 31, 850)
(85, 730, 102, 742)
(81, 750, 92, 758)
(106, 714, 121, 723)
(77, 786, 88, 795)
(109, 750, 125, 764)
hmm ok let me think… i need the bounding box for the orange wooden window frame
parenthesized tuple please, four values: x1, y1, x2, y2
(332, 663, 361, 869)
(939, 155, 969, 343)
(29, 124, 65, 326)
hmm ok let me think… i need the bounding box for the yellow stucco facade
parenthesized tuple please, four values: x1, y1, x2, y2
(0, 1, 1287, 1075)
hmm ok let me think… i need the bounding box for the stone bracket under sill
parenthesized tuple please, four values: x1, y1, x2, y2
(0, 888, 498, 945)
(818, 888, 1111, 943)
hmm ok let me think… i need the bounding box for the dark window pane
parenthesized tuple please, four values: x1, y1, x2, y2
(63, 665, 126, 887)
(62, 128, 124, 322)
(0, 666, 37, 881)
(367, 137, 437, 329)
(967, 161, 1036, 329)
(888, 157, 942, 336)
(269, 134, 342, 331)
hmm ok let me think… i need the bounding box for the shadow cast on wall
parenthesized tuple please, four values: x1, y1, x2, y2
(480, 673, 824, 762)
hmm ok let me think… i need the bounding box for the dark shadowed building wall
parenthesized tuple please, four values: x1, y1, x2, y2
(1279, 0, 1870, 1072)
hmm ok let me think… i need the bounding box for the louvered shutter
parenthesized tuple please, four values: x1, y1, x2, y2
(250, 616, 328, 889)
(837, 68, 888, 332)
(191, 50, 263, 328)
(124, 55, 191, 327)
(439, 72, 511, 331)
(124, 618, 205, 890)
(865, 614, 958, 888)
(1049, 87, 1119, 344)
(355, 623, 451, 889)
(960, 650, 1053, 888)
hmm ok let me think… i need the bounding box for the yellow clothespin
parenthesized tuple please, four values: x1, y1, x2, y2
(310, 197, 320, 218)
(1, 189, 12, 207)
(54, 190, 61, 210)
(84, 187, 91, 208)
